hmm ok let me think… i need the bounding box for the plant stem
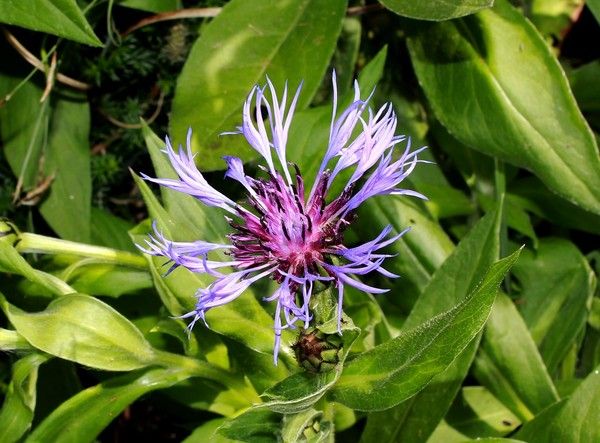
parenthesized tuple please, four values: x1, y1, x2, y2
(16, 233, 147, 269)
(153, 350, 260, 402)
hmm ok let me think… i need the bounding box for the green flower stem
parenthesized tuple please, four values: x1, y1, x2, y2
(152, 350, 260, 402)
(0, 328, 33, 351)
(16, 233, 147, 269)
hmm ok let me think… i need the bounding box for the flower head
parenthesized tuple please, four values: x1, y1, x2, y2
(140, 74, 426, 364)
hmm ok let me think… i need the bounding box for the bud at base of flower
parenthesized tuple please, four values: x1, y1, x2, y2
(292, 327, 343, 373)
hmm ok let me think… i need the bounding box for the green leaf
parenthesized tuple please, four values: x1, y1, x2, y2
(515, 365, 600, 442)
(0, 0, 102, 46)
(587, 0, 600, 24)
(39, 94, 92, 243)
(0, 78, 91, 242)
(333, 249, 521, 411)
(512, 238, 596, 373)
(218, 409, 281, 443)
(118, 0, 180, 13)
(0, 354, 50, 443)
(0, 76, 51, 190)
(184, 418, 238, 443)
(170, 0, 347, 170)
(508, 177, 600, 235)
(0, 293, 157, 371)
(427, 387, 521, 442)
(360, 207, 503, 442)
(27, 368, 191, 443)
(64, 262, 152, 297)
(90, 207, 137, 252)
(473, 292, 559, 421)
(355, 196, 455, 306)
(407, 0, 600, 215)
(380, 0, 493, 20)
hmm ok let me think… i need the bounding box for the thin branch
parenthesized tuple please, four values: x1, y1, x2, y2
(122, 7, 222, 36)
(2, 27, 92, 91)
(98, 90, 165, 129)
(122, 3, 385, 36)
(40, 51, 57, 103)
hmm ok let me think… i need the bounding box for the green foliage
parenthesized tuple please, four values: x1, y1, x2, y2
(170, 0, 347, 170)
(0, 0, 101, 46)
(0, 0, 599, 441)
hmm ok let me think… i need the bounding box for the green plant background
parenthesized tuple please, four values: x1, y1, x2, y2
(0, 0, 599, 441)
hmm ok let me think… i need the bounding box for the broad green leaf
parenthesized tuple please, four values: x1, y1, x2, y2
(118, 0, 180, 13)
(333, 249, 521, 411)
(0, 77, 92, 242)
(39, 94, 91, 242)
(428, 387, 521, 442)
(0, 354, 50, 443)
(473, 292, 559, 421)
(27, 368, 191, 443)
(408, 0, 600, 215)
(170, 0, 347, 170)
(380, 0, 492, 20)
(515, 365, 600, 442)
(0, 0, 101, 46)
(0, 240, 74, 296)
(508, 177, 600, 235)
(360, 207, 503, 442)
(512, 238, 596, 373)
(64, 263, 152, 297)
(0, 293, 157, 370)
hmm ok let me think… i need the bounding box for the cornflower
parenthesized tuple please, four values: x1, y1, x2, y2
(139, 74, 426, 364)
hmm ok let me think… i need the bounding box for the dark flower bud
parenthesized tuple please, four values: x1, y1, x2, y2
(292, 327, 343, 373)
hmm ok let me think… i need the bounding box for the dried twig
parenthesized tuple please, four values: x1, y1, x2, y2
(98, 90, 166, 129)
(122, 7, 222, 36)
(122, 3, 385, 36)
(14, 173, 55, 206)
(2, 27, 92, 91)
(40, 52, 57, 103)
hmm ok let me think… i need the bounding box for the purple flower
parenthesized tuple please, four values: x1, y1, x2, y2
(140, 73, 426, 364)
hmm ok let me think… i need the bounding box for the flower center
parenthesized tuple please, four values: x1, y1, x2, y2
(228, 168, 350, 280)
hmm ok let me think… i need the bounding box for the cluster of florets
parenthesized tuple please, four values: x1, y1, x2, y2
(139, 74, 426, 363)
